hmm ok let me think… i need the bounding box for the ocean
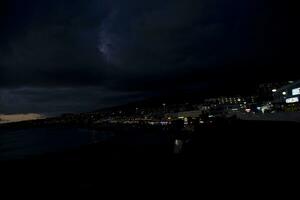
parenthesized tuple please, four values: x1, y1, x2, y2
(0, 128, 114, 160)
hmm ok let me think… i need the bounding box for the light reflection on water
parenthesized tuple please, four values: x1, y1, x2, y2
(0, 128, 114, 160)
(174, 139, 184, 154)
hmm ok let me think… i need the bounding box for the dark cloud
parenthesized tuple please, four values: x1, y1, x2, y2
(0, 0, 299, 114)
(0, 87, 145, 115)
(99, 0, 299, 91)
(0, 0, 110, 87)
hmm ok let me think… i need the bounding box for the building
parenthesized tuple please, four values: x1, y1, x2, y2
(204, 96, 257, 114)
(273, 80, 300, 112)
(257, 81, 291, 102)
(204, 96, 245, 105)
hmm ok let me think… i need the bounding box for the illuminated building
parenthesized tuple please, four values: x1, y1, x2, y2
(273, 80, 300, 112)
(257, 82, 289, 101)
(205, 96, 246, 105)
(204, 96, 257, 114)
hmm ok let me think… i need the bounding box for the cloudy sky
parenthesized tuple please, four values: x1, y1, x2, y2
(0, 0, 299, 116)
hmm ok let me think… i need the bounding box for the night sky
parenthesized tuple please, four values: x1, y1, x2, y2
(0, 0, 299, 116)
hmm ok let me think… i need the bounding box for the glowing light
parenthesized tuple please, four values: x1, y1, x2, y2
(292, 88, 300, 96)
(286, 97, 299, 104)
(174, 139, 183, 154)
(160, 121, 169, 125)
(282, 92, 287, 95)
(184, 117, 188, 125)
(272, 89, 277, 93)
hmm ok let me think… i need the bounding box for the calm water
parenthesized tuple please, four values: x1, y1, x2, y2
(0, 128, 114, 160)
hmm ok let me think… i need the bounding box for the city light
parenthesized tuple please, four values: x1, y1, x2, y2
(292, 88, 300, 96)
(286, 97, 299, 104)
(4, 79, 299, 135)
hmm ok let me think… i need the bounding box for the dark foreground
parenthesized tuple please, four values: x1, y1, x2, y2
(0, 120, 299, 195)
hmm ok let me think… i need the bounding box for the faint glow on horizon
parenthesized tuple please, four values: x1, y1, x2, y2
(0, 114, 45, 124)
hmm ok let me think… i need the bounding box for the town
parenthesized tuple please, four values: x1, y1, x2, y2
(54, 80, 300, 126)
(2, 80, 300, 132)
